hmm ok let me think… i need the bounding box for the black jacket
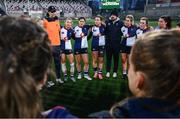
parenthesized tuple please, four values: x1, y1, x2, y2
(89, 98, 180, 118)
(105, 18, 123, 47)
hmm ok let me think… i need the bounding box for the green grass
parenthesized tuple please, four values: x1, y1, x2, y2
(41, 19, 178, 117)
(41, 37, 130, 117)
(41, 77, 129, 117)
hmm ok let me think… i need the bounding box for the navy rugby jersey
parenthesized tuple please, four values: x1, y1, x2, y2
(121, 25, 137, 46)
(74, 25, 90, 49)
(60, 27, 74, 50)
(136, 28, 149, 38)
(91, 25, 106, 48)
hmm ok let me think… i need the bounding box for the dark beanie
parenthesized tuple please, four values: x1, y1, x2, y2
(111, 10, 118, 17)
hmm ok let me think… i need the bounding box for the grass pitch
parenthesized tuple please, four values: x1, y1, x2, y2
(41, 19, 179, 117)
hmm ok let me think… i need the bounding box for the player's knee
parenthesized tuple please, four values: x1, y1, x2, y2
(99, 59, 104, 64)
(84, 61, 89, 66)
(93, 58, 97, 63)
(76, 61, 81, 66)
(122, 56, 127, 62)
(69, 57, 74, 63)
(99, 50, 104, 57)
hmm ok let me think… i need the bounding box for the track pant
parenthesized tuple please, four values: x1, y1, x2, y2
(51, 46, 61, 79)
(106, 45, 120, 73)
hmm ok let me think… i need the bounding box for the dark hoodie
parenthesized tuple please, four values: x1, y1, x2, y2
(42, 106, 77, 118)
(89, 98, 180, 118)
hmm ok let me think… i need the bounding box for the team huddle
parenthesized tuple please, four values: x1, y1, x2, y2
(0, 5, 180, 118)
(43, 6, 173, 84)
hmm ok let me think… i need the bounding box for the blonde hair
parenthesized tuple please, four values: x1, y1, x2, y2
(126, 15, 134, 25)
(65, 17, 72, 22)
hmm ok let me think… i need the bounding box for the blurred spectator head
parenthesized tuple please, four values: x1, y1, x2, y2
(129, 29, 180, 103)
(0, 16, 51, 117)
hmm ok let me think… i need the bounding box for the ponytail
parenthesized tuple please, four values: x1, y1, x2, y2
(0, 51, 42, 118)
(0, 16, 51, 118)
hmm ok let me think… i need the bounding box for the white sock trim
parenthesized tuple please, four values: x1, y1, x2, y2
(61, 63, 67, 74)
(70, 63, 74, 75)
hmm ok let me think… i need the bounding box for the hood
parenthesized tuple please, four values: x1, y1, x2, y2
(112, 98, 180, 118)
(109, 17, 120, 24)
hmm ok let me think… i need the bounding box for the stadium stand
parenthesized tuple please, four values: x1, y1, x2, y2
(145, 2, 180, 19)
(4, 0, 92, 18)
(2, 0, 180, 19)
(0, 0, 6, 13)
(120, 0, 180, 20)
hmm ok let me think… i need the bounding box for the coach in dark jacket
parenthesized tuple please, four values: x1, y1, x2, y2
(105, 10, 123, 78)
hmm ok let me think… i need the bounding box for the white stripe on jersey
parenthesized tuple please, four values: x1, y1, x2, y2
(65, 40, 72, 50)
(92, 26, 100, 36)
(136, 29, 143, 38)
(74, 26, 88, 48)
(81, 36, 88, 48)
(121, 26, 128, 37)
(92, 26, 105, 46)
(99, 36, 105, 46)
(61, 27, 67, 40)
(127, 36, 136, 46)
(74, 26, 83, 38)
(121, 26, 136, 46)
